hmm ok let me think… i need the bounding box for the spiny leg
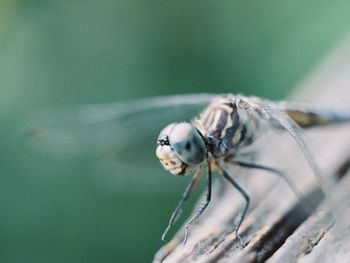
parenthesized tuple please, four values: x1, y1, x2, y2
(183, 157, 212, 244)
(162, 166, 202, 241)
(226, 160, 313, 214)
(214, 162, 249, 247)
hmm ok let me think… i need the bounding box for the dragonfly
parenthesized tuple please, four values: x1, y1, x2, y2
(24, 93, 350, 246)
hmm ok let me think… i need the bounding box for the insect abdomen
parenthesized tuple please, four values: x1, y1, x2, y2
(286, 108, 350, 128)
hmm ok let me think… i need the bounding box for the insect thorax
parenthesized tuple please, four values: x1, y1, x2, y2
(195, 97, 255, 159)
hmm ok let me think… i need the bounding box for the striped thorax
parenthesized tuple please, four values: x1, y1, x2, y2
(195, 96, 254, 158)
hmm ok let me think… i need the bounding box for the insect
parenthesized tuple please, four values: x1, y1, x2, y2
(155, 94, 350, 245)
(25, 93, 350, 246)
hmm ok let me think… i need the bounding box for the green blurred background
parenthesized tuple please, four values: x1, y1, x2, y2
(1, 1, 350, 262)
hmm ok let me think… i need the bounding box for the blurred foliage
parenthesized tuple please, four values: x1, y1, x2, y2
(0, 1, 350, 262)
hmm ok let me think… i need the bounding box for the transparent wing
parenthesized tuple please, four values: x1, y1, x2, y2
(245, 98, 333, 206)
(251, 101, 322, 184)
(22, 93, 218, 196)
(24, 94, 218, 157)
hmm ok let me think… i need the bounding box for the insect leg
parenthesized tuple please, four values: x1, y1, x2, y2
(226, 160, 313, 213)
(183, 157, 212, 244)
(214, 162, 249, 247)
(162, 166, 202, 241)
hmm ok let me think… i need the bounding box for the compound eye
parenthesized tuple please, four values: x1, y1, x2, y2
(169, 123, 206, 165)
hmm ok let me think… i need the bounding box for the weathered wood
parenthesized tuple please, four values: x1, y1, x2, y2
(153, 36, 350, 263)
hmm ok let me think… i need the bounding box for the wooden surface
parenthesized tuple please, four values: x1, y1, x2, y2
(153, 37, 350, 263)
